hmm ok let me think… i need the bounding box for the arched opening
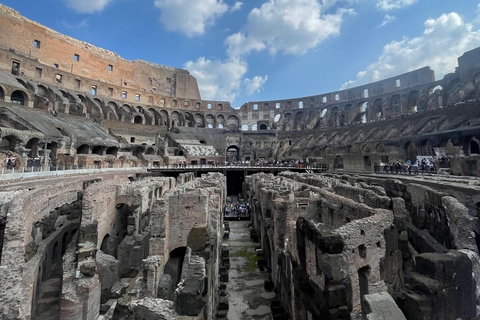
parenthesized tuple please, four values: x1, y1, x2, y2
(0, 86, 4, 101)
(470, 139, 479, 155)
(100, 234, 112, 255)
(163, 247, 187, 300)
(274, 114, 281, 123)
(106, 147, 118, 156)
(92, 146, 103, 156)
(208, 124, 213, 128)
(358, 265, 371, 314)
(133, 147, 143, 159)
(241, 124, 248, 131)
(145, 147, 155, 155)
(0, 135, 19, 151)
(405, 141, 417, 161)
(259, 124, 267, 130)
(226, 145, 239, 163)
(252, 124, 257, 131)
(77, 144, 89, 155)
(61, 232, 69, 255)
(421, 140, 435, 156)
(218, 124, 224, 129)
(11, 90, 26, 105)
(226, 115, 239, 130)
(134, 116, 143, 124)
(25, 138, 41, 158)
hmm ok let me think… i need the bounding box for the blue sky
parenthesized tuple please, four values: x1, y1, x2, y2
(2, 0, 480, 107)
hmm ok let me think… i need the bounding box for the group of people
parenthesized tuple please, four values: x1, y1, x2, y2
(5, 156, 16, 169)
(374, 157, 437, 174)
(225, 158, 312, 168)
(224, 202, 250, 219)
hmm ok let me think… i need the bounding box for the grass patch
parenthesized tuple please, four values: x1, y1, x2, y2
(231, 246, 262, 273)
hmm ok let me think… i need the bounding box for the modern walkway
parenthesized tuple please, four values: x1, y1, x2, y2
(226, 221, 275, 320)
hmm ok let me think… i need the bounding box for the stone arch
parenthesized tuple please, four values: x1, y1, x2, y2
(376, 143, 386, 153)
(205, 114, 215, 128)
(226, 145, 239, 163)
(194, 113, 205, 127)
(170, 111, 182, 127)
(420, 140, 435, 156)
(184, 112, 194, 127)
(25, 138, 41, 157)
(252, 124, 258, 131)
(10, 90, 28, 105)
(405, 141, 417, 161)
(159, 110, 169, 126)
(136, 106, 145, 114)
(241, 124, 249, 131)
(470, 139, 480, 155)
(259, 123, 268, 130)
(146, 108, 158, 125)
(92, 146, 104, 156)
(133, 115, 144, 124)
(0, 85, 5, 101)
(294, 111, 304, 130)
(37, 85, 49, 98)
(226, 115, 239, 130)
(77, 144, 90, 155)
(106, 101, 120, 120)
(372, 98, 383, 121)
(106, 147, 118, 156)
(0, 135, 19, 151)
(388, 94, 401, 117)
(406, 90, 419, 113)
(283, 112, 293, 131)
(216, 114, 225, 128)
(145, 147, 155, 155)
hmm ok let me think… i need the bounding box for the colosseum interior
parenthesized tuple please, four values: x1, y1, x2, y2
(0, 3, 480, 320)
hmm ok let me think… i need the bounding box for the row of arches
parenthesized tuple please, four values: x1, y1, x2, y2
(0, 83, 30, 106)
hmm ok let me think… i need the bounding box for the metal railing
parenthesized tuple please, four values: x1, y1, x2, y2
(0, 166, 145, 182)
(148, 163, 329, 170)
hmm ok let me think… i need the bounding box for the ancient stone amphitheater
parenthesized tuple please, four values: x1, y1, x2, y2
(0, 3, 480, 320)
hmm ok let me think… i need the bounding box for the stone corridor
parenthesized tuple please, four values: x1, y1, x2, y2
(225, 221, 276, 320)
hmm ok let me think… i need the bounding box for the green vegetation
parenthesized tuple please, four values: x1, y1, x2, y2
(230, 246, 261, 273)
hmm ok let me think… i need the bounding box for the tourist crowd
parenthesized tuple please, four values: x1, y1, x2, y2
(224, 202, 250, 219)
(374, 157, 445, 174)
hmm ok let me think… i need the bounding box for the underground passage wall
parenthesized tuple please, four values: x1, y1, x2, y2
(0, 171, 226, 320)
(245, 171, 478, 320)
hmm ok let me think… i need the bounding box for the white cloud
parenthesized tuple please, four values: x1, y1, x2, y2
(185, 57, 247, 102)
(473, 4, 480, 26)
(230, 2, 243, 12)
(225, 0, 354, 58)
(62, 0, 113, 13)
(154, 0, 228, 37)
(61, 18, 90, 29)
(376, 0, 417, 11)
(377, 14, 396, 28)
(184, 57, 268, 102)
(244, 75, 268, 95)
(341, 12, 480, 89)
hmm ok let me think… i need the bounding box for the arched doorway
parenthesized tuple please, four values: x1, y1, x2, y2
(226, 145, 239, 163)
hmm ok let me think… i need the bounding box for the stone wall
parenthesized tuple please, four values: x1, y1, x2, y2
(245, 171, 477, 320)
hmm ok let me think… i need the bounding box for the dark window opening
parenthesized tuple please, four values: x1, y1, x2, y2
(166, 77, 171, 84)
(122, 91, 127, 99)
(53, 64, 59, 69)
(55, 74, 63, 83)
(11, 91, 25, 105)
(11, 61, 20, 76)
(108, 65, 113, 71)
(108, 87, 113, 96)
(91, 85, 97, 96)
(74, 54, 80, 62)
(35, 68, 42, 78)
(75, 79, 81, 89)
(130, 137, 135, 143)
(33, 40, 41, 48)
